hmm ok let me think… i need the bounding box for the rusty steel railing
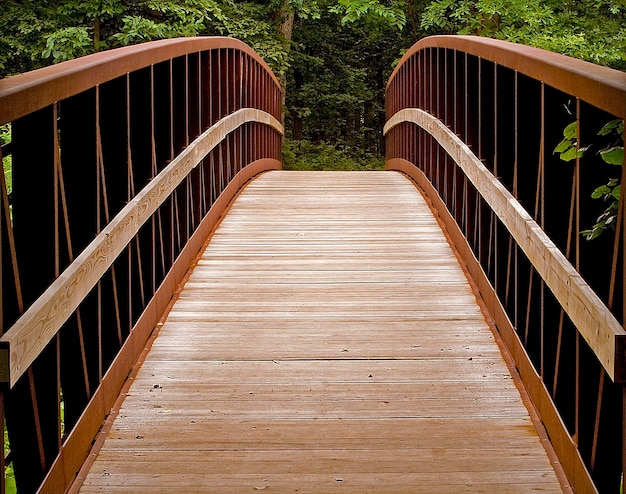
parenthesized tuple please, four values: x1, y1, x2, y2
(0, 37, 283, 494)
(385, 35, 626, 494)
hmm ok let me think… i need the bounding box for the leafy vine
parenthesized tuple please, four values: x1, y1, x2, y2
(554, 119, 624, 240)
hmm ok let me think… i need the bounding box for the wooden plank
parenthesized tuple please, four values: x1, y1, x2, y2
(76, 171, 566, 493)
(96, 417, 544, 449)
(81, 449, 561, 473)
(79, 475, 562, 494)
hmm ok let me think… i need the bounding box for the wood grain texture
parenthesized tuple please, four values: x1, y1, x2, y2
(385, 109, 626, 383)
(77, 171, 565, 493)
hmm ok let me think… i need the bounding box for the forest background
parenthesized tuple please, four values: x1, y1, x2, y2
(1, 0, 625, 170)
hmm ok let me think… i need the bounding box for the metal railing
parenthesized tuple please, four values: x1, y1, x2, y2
(385, 35, 626, 494)
(0, 37, 283, 494)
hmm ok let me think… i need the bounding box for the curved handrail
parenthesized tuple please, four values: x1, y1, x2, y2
(0, 108, 283, 387)
(388, 35, 626, 119)
(385, 34, 626, 494)
(0, 36, 281, 125)
(385, 108, 625, 383)
(0, 37, 283, 494)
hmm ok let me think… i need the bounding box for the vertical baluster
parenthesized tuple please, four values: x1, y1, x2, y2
(573, 97, 581, 444)
(442, 49, 447, 201)
(615, 126, 626, 492)
(623, 385, 625, 493)
(52, 103, 62, 453)
(126, 74, 134, 334)
(429, 48, 434, 182)
(505, 71, 518, 330)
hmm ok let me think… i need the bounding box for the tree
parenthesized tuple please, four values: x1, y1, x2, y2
(1, 0, 624, 161)
(0, 0, 291, 78)
(286, 3, 403, 152)
(420, 0, 626, 70)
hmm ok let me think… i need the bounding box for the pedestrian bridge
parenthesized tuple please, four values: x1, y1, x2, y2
(0, 36, 624, 493)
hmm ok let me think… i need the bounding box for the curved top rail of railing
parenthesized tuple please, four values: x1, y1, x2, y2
(0, 36, 281, 125)
(385, 35, 625, 493)
(0, 36, 283, 493)
(388, 35, 626, 119)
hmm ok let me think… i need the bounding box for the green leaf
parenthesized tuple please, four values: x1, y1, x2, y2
(553, 139, 572, 154)
(591, 185, 610, 199)
(600, 146, 624, 165)
(563, 121, 578, 139)
(581, 227, 603, 240)
(612, 185, 621, 200)
(560, 145, 582, 162)
(598, 119, 622, 136)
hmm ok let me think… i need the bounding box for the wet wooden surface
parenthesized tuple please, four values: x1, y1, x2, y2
(77, 171, 564, 493)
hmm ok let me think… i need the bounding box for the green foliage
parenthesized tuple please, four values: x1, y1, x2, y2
(420, 0, 626, 70)
(600, 146, 624, 166)
(59, 0, 127, 17)
(0, 0, 291, 78)
(112, 0, 228, 46)
(330, 0, 407, 29)
(283, 139, 385, 170)
(42, 27, 93, 62)
(420, 0, 554, 35)
(286, 1, 404, 156)
(553, 121, 587, 162)
(0, 2, 60, 75)
(218, 2, 292, 76)
(555, 119, 625, 240)
(583, 179, 620, 240)
(4, 422, 15, 494)
(1, 124, 11, 196)
(111, 16, 168, 45)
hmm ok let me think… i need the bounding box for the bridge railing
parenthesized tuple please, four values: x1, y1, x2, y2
(385, 35, 626, 494)
(0, 37, 283, 493)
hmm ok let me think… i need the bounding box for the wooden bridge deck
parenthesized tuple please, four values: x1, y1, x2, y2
(75, 171, 564, 493)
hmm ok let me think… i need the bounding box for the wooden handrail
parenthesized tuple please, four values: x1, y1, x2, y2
(385, 108, 626, 382)
(0, 108, 283, 388)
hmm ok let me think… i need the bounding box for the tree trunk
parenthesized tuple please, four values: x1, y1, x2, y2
(277, 4, 295, 121)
